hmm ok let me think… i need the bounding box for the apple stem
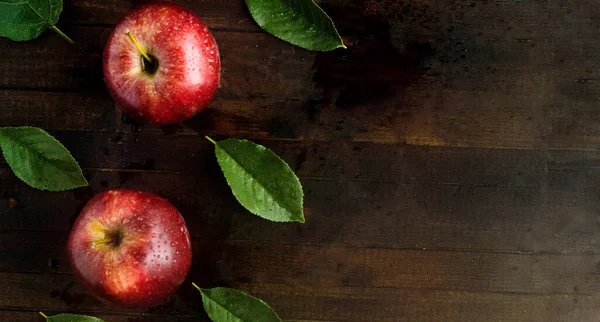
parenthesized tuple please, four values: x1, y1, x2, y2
(39, 312, 49, 319)
(126, 30, 152, 63)
(50, 25, 74, 44)
(205, 136, 217, 145)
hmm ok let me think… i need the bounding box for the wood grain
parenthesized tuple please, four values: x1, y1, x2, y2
(1, 273, 599, 322)
(3, 231, 600, 297)
(2, 0, 600, 320)
(5, 0, 600, 149)
(61, 0, 261, 31)
(1, 145, 600, 255)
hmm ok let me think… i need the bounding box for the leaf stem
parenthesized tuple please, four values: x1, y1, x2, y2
(192, 282, 202, 292)
(126, 30, 152, 62)
(205, 136, 217, 145)
(39, 312, 49, 319)
(50, 25, 74, 44)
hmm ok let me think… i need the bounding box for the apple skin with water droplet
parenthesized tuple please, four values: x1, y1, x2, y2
(67, 189, 192, 308)
(103, 2, 221, 125)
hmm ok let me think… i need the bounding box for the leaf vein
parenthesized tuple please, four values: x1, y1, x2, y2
(277, 0, 341, 43)
(25, 0, 50, 25)
(0, 130, 73, 172)
(0, 19, 45, 26)
(219, 145, 296, 216)
(205, 294, 246, 322)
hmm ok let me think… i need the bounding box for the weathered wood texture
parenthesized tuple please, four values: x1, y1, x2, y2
(2, 0, 600, 321)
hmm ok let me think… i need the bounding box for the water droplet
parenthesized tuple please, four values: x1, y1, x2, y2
(170, 242, 175, 247)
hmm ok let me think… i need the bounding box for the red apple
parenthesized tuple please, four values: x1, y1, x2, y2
(67, 189, 192, 308)
(103, 2, 220, 125)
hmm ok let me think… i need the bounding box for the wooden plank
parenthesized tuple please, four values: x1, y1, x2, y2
(4, 86, 600, 150)
(0, 27, 314, 99)
(0, 310, 206, 322)
(0, 90, 301, 138)
(0, 129, 559, 187)
(0, 90, 117, 132)
(0, 272, 598, 321)
(0, 272, 205, 317)
(61, 0, 261, 31)
(247, 283, 600, 322)
(0, 310, 328, 322)
(0, 133, 592, 190)
(1, 151, 600, 254)
(0, 130, 592, 188)
(2, 232, 600, 296)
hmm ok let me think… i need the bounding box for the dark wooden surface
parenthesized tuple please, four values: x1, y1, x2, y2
(2, 0, 600, 321)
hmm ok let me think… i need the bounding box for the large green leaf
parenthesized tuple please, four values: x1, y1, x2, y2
(40, 312, 104, 322)
(245, 0, 345, 51)
(193, 284, 283, 322)
(208, 137, 304, 223)
(0, 0, 73, 42)
(0, 126, 88, 191)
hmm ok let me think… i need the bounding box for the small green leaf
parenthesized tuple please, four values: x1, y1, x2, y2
(0, 126, 88, 191)
(39, 312, 104, 322)
(0, 0, 73, 43)
(193, 283, 283, 322)
(208, 137, 304, 223)
(245, 0, 346, 51)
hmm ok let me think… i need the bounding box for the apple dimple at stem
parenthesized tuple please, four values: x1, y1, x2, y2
(126, 30, 159, 76)
(141, 54, 159, 75)
(95, 229, 124, 248)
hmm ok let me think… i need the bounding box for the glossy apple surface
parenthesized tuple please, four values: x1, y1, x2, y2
(103, 2, 220, 125)
(67, 189, 192, 308)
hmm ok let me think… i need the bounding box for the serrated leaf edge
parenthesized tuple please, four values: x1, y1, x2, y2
(245, 0, 346, 51)
(213, 139, 305, 223)
(0, 126, 88, 191)
(195, 284, 283, 322)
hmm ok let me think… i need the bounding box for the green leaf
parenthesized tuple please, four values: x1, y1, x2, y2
(245, 0, 346, 51)
(208, 137, 304, 223)
(0, 126, 88, 191)
(0, 0, 73, 43)
(193, 283, 283, 322)
(40, 312, 104, 322)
